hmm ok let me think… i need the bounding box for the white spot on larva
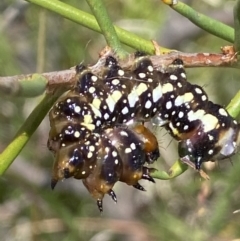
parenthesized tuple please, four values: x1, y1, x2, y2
(153, 108, 157, 112)
(166, 101, 172, 110)
(112, 116, 116, 122)
(112, 79, 120, 85)
(74, 131, 80, 138)
(122, 85, 126, 89)
(89, 165, 93, 169)
(234, 120, 237, 125)
(139, 72, 146, 78)
(172, 111, 176, 115)
(178, 111, 184, 118)
(104, 113, 110, 120)
(147, 78, 153, 82)
(202, 95, 207, 101)
(118, 69, 124, 76)
(122, 106, 129, 115)
(89, 86, 96, 94)
(145, 100, 152, 109)
(112, 151, 118, 157)
(120, 131, 128, 136)
(208, 134, 214, 140)
(82, 171, 86, 175)
(91, 75, 98, 82)
(130, 143, 136, 150)
(181, 72, 186, 78)
(89, 145, 95, 152)
(219, 108, 228, 117)
(96, 120, 101, 127)
(61, 143, 66, 147)
(164, 114, 169, 118)
(188, 148, 192, 152)
(183, 125, 189, 130)
(176, 122, 180, 127)
(208, 149, 214, 155)
(170, 74, 178, 80)
(177, 82, 182, 88)
(74, 105, 81, 113)
(148, 65, 154, 72)
(148, 93, 151, 97)
(108, 173, 112, 177)
(125, 148, 132, 153)
(115, 159, 119, 165)
(145, 113, 150, 118)
(195, 87, 202, 94)
(87, 152, 93, 158)
(131, 113, 135, 117)
(222, 123, 226, 127)
(66, 98, 71, 103)
(105, 147, 110, 152)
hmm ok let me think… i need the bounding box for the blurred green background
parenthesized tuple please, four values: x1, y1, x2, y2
(0, 0, 240, 240)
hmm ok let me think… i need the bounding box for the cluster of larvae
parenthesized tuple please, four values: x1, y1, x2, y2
(48, 52, 240, 211)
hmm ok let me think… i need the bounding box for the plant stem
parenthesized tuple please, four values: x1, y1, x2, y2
(24, 0, 170, 54)
(234, 0, 240, 52)
(0, 93, 60, 175)
(86, 0, 127, 58)
(162, 0, 234, 43)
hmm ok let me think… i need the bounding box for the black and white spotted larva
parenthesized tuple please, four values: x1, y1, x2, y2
(48, 53, 240, 211)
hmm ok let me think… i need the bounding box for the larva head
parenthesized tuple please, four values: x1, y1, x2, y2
(51, 144, 86, 189)
(214, 122, 240, 161)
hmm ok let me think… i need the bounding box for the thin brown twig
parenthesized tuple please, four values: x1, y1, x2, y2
(0, 48, 238, 95)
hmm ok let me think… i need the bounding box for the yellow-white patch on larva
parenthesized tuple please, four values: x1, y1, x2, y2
(187, 109, 205, 122)
(136, 83, 148, 96)
(127, 90, 139, 108)
(184, 92, 194, 102)
(201, 114, 218, 132)
(90, 104, 102, 118)
(162, 83, 174, 94)
(105, 96, 116, 112)
(81, 123, 95, 131)
(174, 95, 184, 106)
(111, 90, 122, 102)
(152, 84, 162, 103)
(92, 98, 102, 110)
(84, 115, 93, 124)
